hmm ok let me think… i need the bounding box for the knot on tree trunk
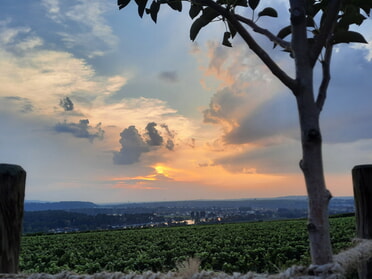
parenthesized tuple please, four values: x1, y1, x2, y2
(306, 129, 321, 143)
(307, 222, 317, 232)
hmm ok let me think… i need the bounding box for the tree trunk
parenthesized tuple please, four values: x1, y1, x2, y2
(295, 87, 333, 265)
(0, 164, 26, 273)
(290, 0, 333, 265)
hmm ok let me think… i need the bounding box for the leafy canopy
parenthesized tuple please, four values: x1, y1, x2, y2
(118, 0, 371, 50)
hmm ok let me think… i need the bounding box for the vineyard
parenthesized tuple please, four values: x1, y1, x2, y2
(20, 216, 356, 275)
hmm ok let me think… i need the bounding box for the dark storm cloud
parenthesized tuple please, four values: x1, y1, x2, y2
(54, 119, 104, 142)
(59, 96, 74, 111)
(158, 71, 178, 83)
(113, 126, 150, 165)
(145, 122, 163, 146)
(113, 122, 177, 165)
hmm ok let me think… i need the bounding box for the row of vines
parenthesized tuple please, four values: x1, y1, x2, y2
(20, 216, 356, 275)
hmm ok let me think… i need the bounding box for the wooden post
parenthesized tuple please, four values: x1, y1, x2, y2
(0, 164, 26, 273)
(352, 164, 372, 279)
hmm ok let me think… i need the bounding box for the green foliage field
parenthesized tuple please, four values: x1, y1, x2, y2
(20, 216, 356, 274)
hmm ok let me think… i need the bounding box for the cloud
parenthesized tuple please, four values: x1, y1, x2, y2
(42, 0, 118, 58)
(145, 122, 163, 146)
(104, 76, 128, 94)
(203, 81, 288, 144)
(320, 46, 372, 143)
(54, 119, 104, 142)
(113, 126, 150, 165)
(2, 96, 34, 113)
(223, 94, 298, 144)
(0, 20, 129, 120)
(160, 124, 175, 150)
(158, 71, 178, 83)
(113, 122, 179, 165)
(199, 41, 287, 143)
(41, 0, 62, 23)
(0, 21, 31, 46)
(203, 87, 244, 128)
(59, 96, 74, 111)
(165, 139, 175, 151)
(15, 36, 43, 52)
(109, 170, 174, 189)
(160, 123, 174, 138)
(197, 24, 372, 178)
(214, 139, 302, 174)
(322, 112, 372, 143)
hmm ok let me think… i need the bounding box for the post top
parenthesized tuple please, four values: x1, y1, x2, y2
(352, 164, 372, 170)
(0, 164, 25, 175)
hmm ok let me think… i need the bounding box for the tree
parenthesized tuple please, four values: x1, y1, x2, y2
(118, 0, 372, 266)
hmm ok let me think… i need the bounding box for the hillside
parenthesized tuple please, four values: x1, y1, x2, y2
(20, 216, 357, 275)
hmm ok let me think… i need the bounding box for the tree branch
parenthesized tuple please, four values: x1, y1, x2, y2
(234, 14, 292, 51)
(192, 0, 296, 91)
(316, 44, 333, 111)
(310, 0, 341, 67)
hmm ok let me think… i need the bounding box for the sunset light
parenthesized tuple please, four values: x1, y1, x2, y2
(1, 1, 371, 203)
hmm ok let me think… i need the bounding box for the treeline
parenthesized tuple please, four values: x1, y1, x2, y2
(23, 211, 165, 234)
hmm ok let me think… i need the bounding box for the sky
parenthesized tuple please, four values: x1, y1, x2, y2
(1, 0, 372, 203)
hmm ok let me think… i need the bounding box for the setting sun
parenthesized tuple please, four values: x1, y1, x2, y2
(0, 1, 370, 203)
(154, 165, 166, 175)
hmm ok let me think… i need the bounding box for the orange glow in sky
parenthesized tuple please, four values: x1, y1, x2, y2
(1, 1, 371, 203)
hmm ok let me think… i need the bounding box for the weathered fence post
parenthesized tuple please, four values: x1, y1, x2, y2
(0, 164, 26, 273)
(352, 164, 372, 279)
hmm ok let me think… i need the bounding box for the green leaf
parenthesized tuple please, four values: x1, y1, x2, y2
(167, 0, 182, 12)
(190, 17, 208, 41)
(149, 1, 160, 23)
(277, 25, 291, 40)
(273, 25, 291, 48)
(190, 8, 219, 41)
(333, 30, 368, 44)
(258, 7, 278, 18)
(118, 0, 131, 10)
(235, 0, 248, 7)
(339, 7, 367, 28)
(189, 4, 202, 19)
(135, 0, 148, 17)
(222, 32, 232, 47)
(217, 0, 247, 6)
(248, 0, 259, 10)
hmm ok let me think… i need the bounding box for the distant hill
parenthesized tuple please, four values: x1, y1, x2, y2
(24, 201, 98, 211)
(24, 196, 354, 213)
